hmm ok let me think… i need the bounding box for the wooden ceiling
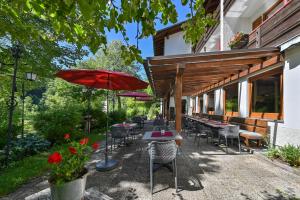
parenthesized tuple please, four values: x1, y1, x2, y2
(144, 47, 280, 97)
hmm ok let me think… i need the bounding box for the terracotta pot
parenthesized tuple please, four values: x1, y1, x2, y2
(50, 170, 88, 200)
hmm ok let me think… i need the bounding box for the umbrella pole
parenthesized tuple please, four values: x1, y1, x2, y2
(105, 89, 109, 164)
(96, 73, 118, 171)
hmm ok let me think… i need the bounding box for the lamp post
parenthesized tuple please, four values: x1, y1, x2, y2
(21, 72, 37, 138)
(5, 44, 22, 165)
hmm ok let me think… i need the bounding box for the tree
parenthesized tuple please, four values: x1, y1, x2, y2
(78, 40, 141, 110)
(1, 0, 214, 64)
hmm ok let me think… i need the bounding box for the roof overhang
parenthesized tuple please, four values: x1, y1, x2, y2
(144, 47, 281, 97)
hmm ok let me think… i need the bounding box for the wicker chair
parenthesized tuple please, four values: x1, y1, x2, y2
(218, 125, 241, 153)
(148, 140, 178, 195)
(110, 126, 128, 151)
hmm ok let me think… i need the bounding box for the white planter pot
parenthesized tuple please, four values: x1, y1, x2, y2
(50, 171, 88, 200)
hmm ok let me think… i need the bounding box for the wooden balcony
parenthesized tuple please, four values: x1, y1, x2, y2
(248, 0, 300, 49)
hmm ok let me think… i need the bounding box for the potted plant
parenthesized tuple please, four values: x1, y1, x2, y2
(48, 133, 100, 200)
(228, 32, 249, 49)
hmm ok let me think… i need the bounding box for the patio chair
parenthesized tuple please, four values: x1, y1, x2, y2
(148, 140, 178, 195)
(194, 123, 212, 146)
(218, 125, 241, 153)
(132, 116, 143, 129)
(110, 126, 128, 151)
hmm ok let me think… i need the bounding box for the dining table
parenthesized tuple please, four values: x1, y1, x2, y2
(142, 130, 177, 141)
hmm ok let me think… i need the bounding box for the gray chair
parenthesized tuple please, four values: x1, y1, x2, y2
(194, 123, 212, 145)
(110, 126, 128, 151)
(148, 140, 178, 195)
(218, 125, 241, 153)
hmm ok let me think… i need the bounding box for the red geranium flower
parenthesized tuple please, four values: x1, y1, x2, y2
(79, 138, 89, 145)
(92, 142, 100, 151)
(64, 133, 70, 139)
(48, 152, 62, 164)
(68, 147, 77, 155)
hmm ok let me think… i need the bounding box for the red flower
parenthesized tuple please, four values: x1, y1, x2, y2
(79, 138, 89, 145)
(48, 152, 62, 164)
(92, 142, 100, 151)
(64, 133, 70, 140)
(68, 147, 77, 155)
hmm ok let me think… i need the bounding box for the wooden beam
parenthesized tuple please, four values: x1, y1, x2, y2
(175, 64, 184, 133)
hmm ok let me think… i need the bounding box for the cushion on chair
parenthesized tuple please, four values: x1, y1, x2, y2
(239, 130, 263, 140)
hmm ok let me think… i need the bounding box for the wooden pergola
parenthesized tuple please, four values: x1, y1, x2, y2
(144, 47, 282, 132)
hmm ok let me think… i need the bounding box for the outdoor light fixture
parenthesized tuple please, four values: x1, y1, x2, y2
(25, 72, 37, 81)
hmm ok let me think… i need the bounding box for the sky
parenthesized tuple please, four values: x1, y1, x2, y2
(106, 1, 190, 59)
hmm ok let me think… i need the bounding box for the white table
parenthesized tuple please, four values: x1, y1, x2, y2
(142, 130, 177, 141)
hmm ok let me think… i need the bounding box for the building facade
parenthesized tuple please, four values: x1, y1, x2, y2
(146, 0, 300, 147)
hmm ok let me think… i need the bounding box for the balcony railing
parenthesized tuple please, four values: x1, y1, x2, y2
(248, 0, 299, 49)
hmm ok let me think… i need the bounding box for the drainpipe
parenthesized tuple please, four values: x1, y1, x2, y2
(220, 0, 224, 51)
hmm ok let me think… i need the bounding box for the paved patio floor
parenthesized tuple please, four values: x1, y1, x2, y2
(2, 122, 300, 200)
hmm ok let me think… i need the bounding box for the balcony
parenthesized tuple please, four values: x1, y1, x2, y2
(248, 0, 300, 49)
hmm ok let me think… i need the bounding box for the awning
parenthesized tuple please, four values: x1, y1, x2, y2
(144, 47, 281, 97)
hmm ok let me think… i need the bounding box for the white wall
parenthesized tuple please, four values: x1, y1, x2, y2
(203, 93, 208, 113)
(238, 79, 249, 118)
(164, 31, 192, 55)
(214, 88, 224, 115)
(268, 43, 300, 147)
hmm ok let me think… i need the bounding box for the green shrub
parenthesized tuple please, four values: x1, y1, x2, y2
(267, 147, 280, 159)
(109, 110, 126, 124)
(9, 134, 50, 159)
(33, 105, 83, 144)
(91, 109, 107, 130)
(279, 144, 300, 167)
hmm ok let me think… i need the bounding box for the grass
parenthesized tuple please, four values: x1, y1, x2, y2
(0, 133, 105, 197)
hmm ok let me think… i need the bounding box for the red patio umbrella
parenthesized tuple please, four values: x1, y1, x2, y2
(56, 69, 148, 171)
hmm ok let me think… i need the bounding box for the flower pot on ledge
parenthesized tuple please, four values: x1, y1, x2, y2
(230, 34, 249, 49)
(50, 168, 88, 200)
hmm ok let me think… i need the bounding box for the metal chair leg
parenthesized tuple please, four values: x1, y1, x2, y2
(238, 135, 241, 153)
(225, 136, 228, 153)
(150, 159, 153, 195)
(174, 158, 178, 193)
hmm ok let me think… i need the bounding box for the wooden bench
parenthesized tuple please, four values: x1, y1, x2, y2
(197, 114, 269, 147)
(228, 117, 269, 147)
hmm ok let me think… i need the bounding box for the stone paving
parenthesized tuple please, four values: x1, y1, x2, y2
(2, 122, 300, 200)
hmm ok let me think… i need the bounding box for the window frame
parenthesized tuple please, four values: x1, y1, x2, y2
(248, 68, 283, 120)
(207, 91, 215, 115)
(223, 83, 239, 117)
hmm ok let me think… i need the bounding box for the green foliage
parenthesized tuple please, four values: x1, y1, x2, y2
(109, 110, 127, 124)
(267, 145, 300, 167)
(48, 137, 94, 185)
(225, 99, 238, 112)
(182, 0, 216, 47)
(1, 0, 212, 64)
(3, 134, 50, 165)
(267, 147, 280, 159)
(279, 145, 300, 167)
(33, 104, 83, 144)
(0, 133, 104, 196)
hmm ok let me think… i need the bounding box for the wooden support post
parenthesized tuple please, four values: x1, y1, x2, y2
(175, 63, 184, 133)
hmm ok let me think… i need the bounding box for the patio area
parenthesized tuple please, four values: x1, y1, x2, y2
(2, 121, 300, 200)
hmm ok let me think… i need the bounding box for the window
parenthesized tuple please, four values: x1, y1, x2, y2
(249, 69, 283, 119)
(207, 91, 215, 114)
(199, 96, 203, 113)
(182, 99, 187, 114)
(224, 83, 239, 116)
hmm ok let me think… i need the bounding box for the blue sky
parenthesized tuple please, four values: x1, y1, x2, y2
(106, 1, 190, 59)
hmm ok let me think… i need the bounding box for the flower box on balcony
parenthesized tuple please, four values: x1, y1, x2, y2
(229, 33, 249, 49)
